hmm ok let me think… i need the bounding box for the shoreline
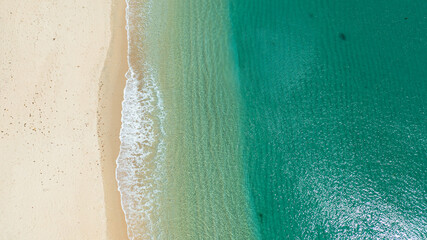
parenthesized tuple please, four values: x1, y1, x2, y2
(97, 0, 129, 238)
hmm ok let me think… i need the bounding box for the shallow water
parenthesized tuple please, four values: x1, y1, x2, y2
(117, 0, 427, 239)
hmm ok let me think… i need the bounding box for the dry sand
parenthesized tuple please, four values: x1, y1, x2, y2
(0, 0, 128, 239)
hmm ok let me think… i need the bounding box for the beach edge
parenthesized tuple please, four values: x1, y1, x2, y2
(97, 0, 129, 239)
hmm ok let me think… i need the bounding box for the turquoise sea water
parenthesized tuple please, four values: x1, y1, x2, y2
(117, 0, 426, 239)
(231, 0, 427, 238)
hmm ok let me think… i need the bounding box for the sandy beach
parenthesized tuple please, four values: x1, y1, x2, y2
(0, 0, 128, 239)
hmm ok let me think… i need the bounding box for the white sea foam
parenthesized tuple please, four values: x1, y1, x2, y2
(116, 0, 165, 239)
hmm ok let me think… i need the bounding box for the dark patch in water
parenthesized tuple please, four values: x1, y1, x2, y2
(339, 33, 346, 41)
